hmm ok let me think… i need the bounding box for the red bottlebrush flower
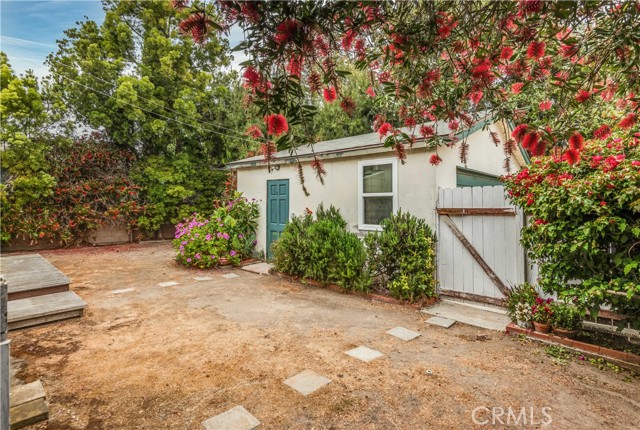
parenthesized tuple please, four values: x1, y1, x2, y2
(489, 130, 501, 147)
(471, 59, 492, 79)
(260, 141, 277, 160)
(504, 138, 517, 156)
(469, 91, 484, 105)
(600, 201, 607, 206)
(568, 132, 584, 150)
(430, 154, 442, 165)
(575, 90, 591, 103)
(560, 44, 578, 58)
(307, 72, 322, 93)
(522, 132, 540, 150)
(339, 97, 356, 116)
(619, 113, 637, 129)
(404, 117, 417, 128)
(323, 86, 337, 103)
(530, 139, 547, 156)
(245, 125, 263, 139)
(500, 46, 514, 60)
(240, 1, 260, 23)
(520, 0, 542, 14)
(526, 41, 546, 59)
(341, 30, 356, 51)
(311, 158, 327, 180)
(275, 19, 300, 46)
(266, 114, 289, 137)
(172, 0, 190, 9)
(563, 149, 579, 165)
(365, 86, 376, 97)
(394, 142, 407, 162)
(511, 124, 529, 143)
(594, 124, 611, 140)
(286, 56, 303, 78)
(242, 66, 261, 88)
(313, 35, 329, 57)
(448, 119, 459, 132)
(511, 82, 524, 95)
(420, 125, 435, 139)
(179, 12, 215, 44)
(539, 100, 552, 111)
(378, 122, 393, 138)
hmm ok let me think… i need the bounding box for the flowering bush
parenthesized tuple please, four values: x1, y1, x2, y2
(173, 193, 259, 268)
(505, 282, 538, 323)
(1, 134, 143, 244)
(551, 302, 583, 331)
(503, 128, 640, 328)
(531, 297, 554, 324)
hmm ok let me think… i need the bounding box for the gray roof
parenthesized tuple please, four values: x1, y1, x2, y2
(227, 114, 493, 168)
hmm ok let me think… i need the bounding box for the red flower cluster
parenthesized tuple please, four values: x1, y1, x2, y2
(266, 114, 289, 136)
(526, 41, 546, 59)
(323, 86, 337, 103)
(429, 154, 442, 165)
(378, 122, 393, 138)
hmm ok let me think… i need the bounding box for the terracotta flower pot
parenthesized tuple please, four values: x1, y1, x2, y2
(553, 327, 578, 339)
(533, 322, 551, 333)
(517, 320, 532, 329)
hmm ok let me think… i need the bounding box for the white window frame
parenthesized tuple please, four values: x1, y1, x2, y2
(358, 157, 398, 231)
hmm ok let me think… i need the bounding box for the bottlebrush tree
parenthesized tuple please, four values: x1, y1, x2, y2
(174, 0, 639, 186)
(503, 128, 640, 328)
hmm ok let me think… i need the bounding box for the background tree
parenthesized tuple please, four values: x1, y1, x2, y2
(47, 0, 256, 230)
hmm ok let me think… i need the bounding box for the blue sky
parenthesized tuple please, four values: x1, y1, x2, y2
(1, 0, 105, 76)
(0, 0, 246, 77)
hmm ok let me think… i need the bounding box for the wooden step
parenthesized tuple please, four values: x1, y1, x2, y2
(8, 291, 87, 330)
(10, 398, 48, 430)
(1, 254, 70, 301)
(9, 380, 49, 429)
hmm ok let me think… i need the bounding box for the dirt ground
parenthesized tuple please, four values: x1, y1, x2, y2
(8, 242, 640, 429)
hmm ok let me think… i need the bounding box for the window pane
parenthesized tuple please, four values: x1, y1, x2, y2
(364, 196, 393, 225)
(363, 164, 392, 193)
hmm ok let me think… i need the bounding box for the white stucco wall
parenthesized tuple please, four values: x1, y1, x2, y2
(235, 125, 521, 256)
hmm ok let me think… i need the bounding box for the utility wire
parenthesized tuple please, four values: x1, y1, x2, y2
(10, 54, 257, 146)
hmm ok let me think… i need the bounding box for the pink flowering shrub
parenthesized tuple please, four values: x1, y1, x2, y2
(503, 128, 640, 328)
(173, 192, 259, 268)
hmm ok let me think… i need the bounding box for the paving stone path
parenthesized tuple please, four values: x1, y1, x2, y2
(110, 288, 135, 294)
(194, 276, 213, 281)
(344, 345, 384, 362)
(284, 370, 332, 396)
(221, 273, 240, 279)
(425, 316, 456, 328)
(386, 326, 421, 341)
(202, 405, 260, 430)
(157, 281, 179, 287)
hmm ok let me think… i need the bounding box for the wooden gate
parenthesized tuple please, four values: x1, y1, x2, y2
(437, 186, 526, 305)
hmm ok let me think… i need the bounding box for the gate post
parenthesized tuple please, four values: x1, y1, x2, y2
(1, 277, 9, 430)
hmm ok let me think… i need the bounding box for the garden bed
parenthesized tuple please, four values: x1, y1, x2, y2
(506, 322, 640, 371)
(274, 271, 439, 310)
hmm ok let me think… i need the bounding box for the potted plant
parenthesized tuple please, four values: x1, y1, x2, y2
(531, 297, 554, 333)
(505, 283, 538, 328)
(551, 302, 583, 339)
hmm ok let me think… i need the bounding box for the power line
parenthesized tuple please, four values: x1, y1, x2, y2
(4, 35, 254, 141)
(10, 54, 257, 146)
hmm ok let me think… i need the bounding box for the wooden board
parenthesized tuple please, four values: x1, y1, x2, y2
(8, 291, 86, 330)
(10, 381, 46, 408)
(10, 398, 48, 430)
(0, 254, 70, 300)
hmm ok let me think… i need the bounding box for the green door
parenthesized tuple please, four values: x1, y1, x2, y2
(266, 179, 289, 260)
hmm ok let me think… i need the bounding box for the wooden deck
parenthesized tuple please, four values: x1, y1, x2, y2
(8, 292, 87, 330)
(0, 254, 70, 300)
(10, 380, 49, 429)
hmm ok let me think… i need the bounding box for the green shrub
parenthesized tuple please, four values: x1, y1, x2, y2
(173, 193, 259, 268)
(272, 205, 371, 292)
(551, 302, 584, 330)
(365, 211, 436, 301)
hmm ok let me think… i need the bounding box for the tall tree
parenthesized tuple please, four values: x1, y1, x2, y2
(47, 1, 256, 230)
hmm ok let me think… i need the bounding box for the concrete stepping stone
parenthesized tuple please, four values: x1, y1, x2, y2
(202, 405, 260, 430)
(194, 276, 213, 281)
(158, 281, 179, 287)
(425, 316, 456, 328)
(386, 326, 421, 341)
(345, 346, 383, 362)
(240, 262, 272, 275)
(221, 273, 239, 279)
(111, 288, 135, 294)
(284, 370, 331, 396)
